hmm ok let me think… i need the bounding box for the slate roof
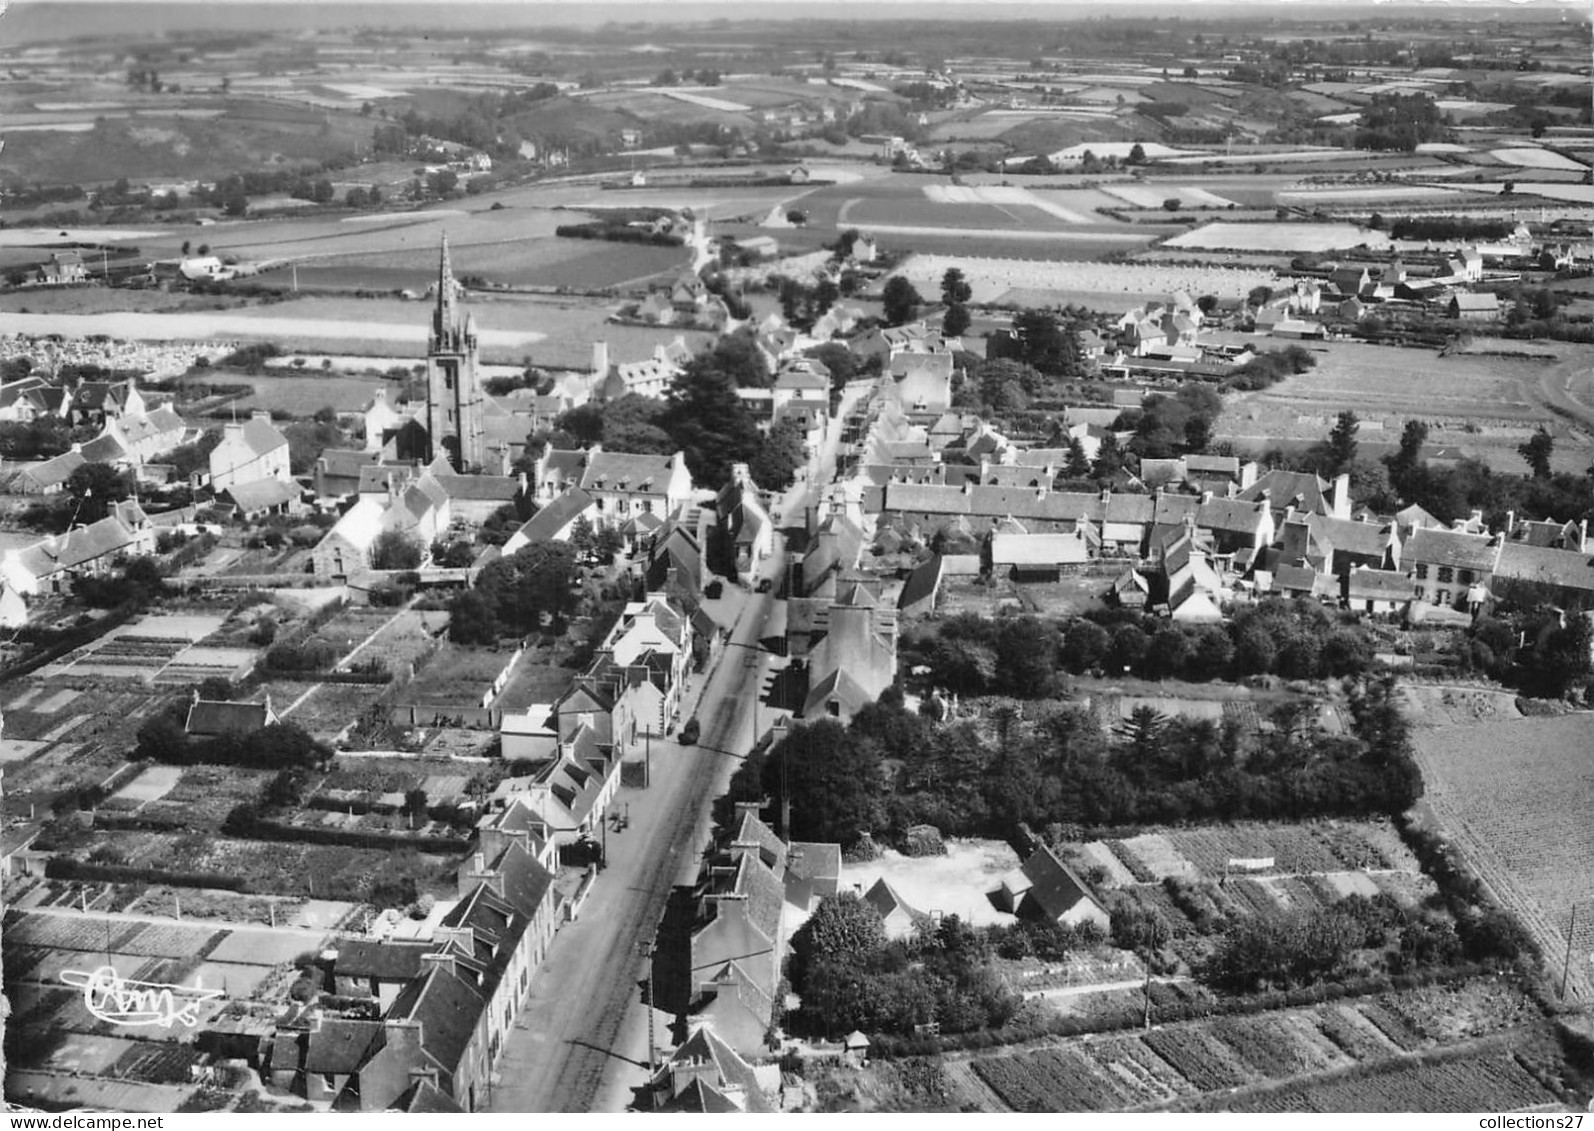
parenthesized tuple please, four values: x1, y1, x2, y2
(80, 432, 127, 463)
(862, 877, 928, 925)
(514, 487, 594, 543)
(1346, 567, 1417, 602)
(897, 554, 944, 613)
(1196, 497, 1266, 536)
(1020, 845, 1105, 922)
(433, 472, 521, 502)
(186, 699, 273, 737)
(787, 841, 841, 888)
(1404, 527, 1500, 572)
(332, 938, 432, 983)
(11, 510, 146, 580)
(1493, 542, 1594, 593)
(223, 477, 299, 513)
(19, 450, 85, 489)
(305, 1019, 385, 1075)
(228, 415, 288, 458)
(1239, 469, 1331, 515)
(657, 1025, 773, 1114)
(580, 451, 677, 496)
(1306, 514, 1391, 559)
(398, 1082, 464, 1114)
(731, 810, 787, 871)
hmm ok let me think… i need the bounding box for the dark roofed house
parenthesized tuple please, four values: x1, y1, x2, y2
(1404, 526, 1501, 611)
(185, 693, 279, 738)
(1345, 566, 1416, 615)
(645, 1024, 774, 1113)
(1449, 292, 1500, 320)
(1492, 541, 1594, 607)
(1005, 845, 1110, 930)
(503, 487, 595, 554)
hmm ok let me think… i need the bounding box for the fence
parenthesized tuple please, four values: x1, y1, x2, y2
(388, 704, 504, 730)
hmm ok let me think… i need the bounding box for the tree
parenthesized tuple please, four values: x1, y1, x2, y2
(787, 892, 887, 991)
(370, 530, 422, 571)
(881, 276, 923, 326)
(1519, 426, 1554, 480)
(749, 416, 807, 491)
(65, 463, 133, 524)
(664, 355, 763, 489)
(1127, 142, 1147, 165)
(1063, 437, 1093, 480)
(940, 267, 973, 307)
(1325, 410, 1360, 475)
(942, 301, 971, 339)
(1093, 433, 1126, 479)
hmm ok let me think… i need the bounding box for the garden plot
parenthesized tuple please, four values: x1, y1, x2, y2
(1103, 185, 1238, 209)
(1166, 222, 1391, 252)
(965, 979, 1544, 1112)
(111, 765, 183, 806)
(1489, 147, 1588, 171)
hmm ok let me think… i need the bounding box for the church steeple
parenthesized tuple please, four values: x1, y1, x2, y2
(432, 234, 460, 351)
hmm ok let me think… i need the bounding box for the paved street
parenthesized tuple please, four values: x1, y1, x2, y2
(487, 557, 779, 1113)
(488, 386, 862, 1112)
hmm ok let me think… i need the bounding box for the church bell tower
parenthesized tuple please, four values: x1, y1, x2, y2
(425, 235, 485, 472)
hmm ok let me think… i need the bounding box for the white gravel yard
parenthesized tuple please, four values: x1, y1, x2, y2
(1166, 221, 1393, 252)
(841, 839, 1022, 927)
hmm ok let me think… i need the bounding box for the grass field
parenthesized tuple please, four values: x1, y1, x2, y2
(1214, 340, 1594, 476)
(1411, 714, 1594, 1004)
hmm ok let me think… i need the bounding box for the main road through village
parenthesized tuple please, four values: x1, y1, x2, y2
(488, 385, 864, 1112)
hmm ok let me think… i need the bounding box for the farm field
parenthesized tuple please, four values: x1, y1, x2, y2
(1412, 714, 1594, 1004)
(1101, 185, 1238, 210)
(1214, 340, 1594, 476)
(1489, 148, 1589, 172)
(1223, 1049, 1558, 1113)
(1165, 222, 1392, 253)
(959, 979, 1551, 1112)
(896, 253, 1281, 305)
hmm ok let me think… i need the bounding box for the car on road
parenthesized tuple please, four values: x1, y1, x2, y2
(679, 718, 701, 745)
(756, 577, 773, 593)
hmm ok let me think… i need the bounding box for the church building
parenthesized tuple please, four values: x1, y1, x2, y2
(425, 236, 488, 473)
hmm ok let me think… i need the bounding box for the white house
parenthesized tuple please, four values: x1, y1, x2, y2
(208, 411, 290, 490)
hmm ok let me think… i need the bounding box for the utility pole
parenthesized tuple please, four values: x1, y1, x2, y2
(636, 939, 658, 1076)
(645, 728, 651, 789)
(1560, 902, 1578, 1001)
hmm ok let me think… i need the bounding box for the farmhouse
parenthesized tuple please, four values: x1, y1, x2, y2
(3, 449, 86, 496)
(1404, 526, 1500, 611)
(1, 499, 156, 596)
(220, 476, 303, 520)
(33, 250, 88, 286)
(0, 376, 71, 423)
(1345, 566, 1417, 615)
(1448, 292, 1500, 320)
(186, 693, 280, 738)
(861, 877, 932, 940)
(69, 378, 145, 428)
(998, 846, 1110, 930)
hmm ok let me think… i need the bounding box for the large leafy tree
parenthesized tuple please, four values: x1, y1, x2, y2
(664, 354, 762, 489)
(749, 415, 807, 491)
(881, 276, 923, 326)
(65, 463, 134, 524)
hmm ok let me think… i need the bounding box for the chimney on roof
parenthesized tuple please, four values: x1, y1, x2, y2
(1505, 510, 1515, 538)
(1200, 490, 1213, 504)
(1579, 519, 1589, 553)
